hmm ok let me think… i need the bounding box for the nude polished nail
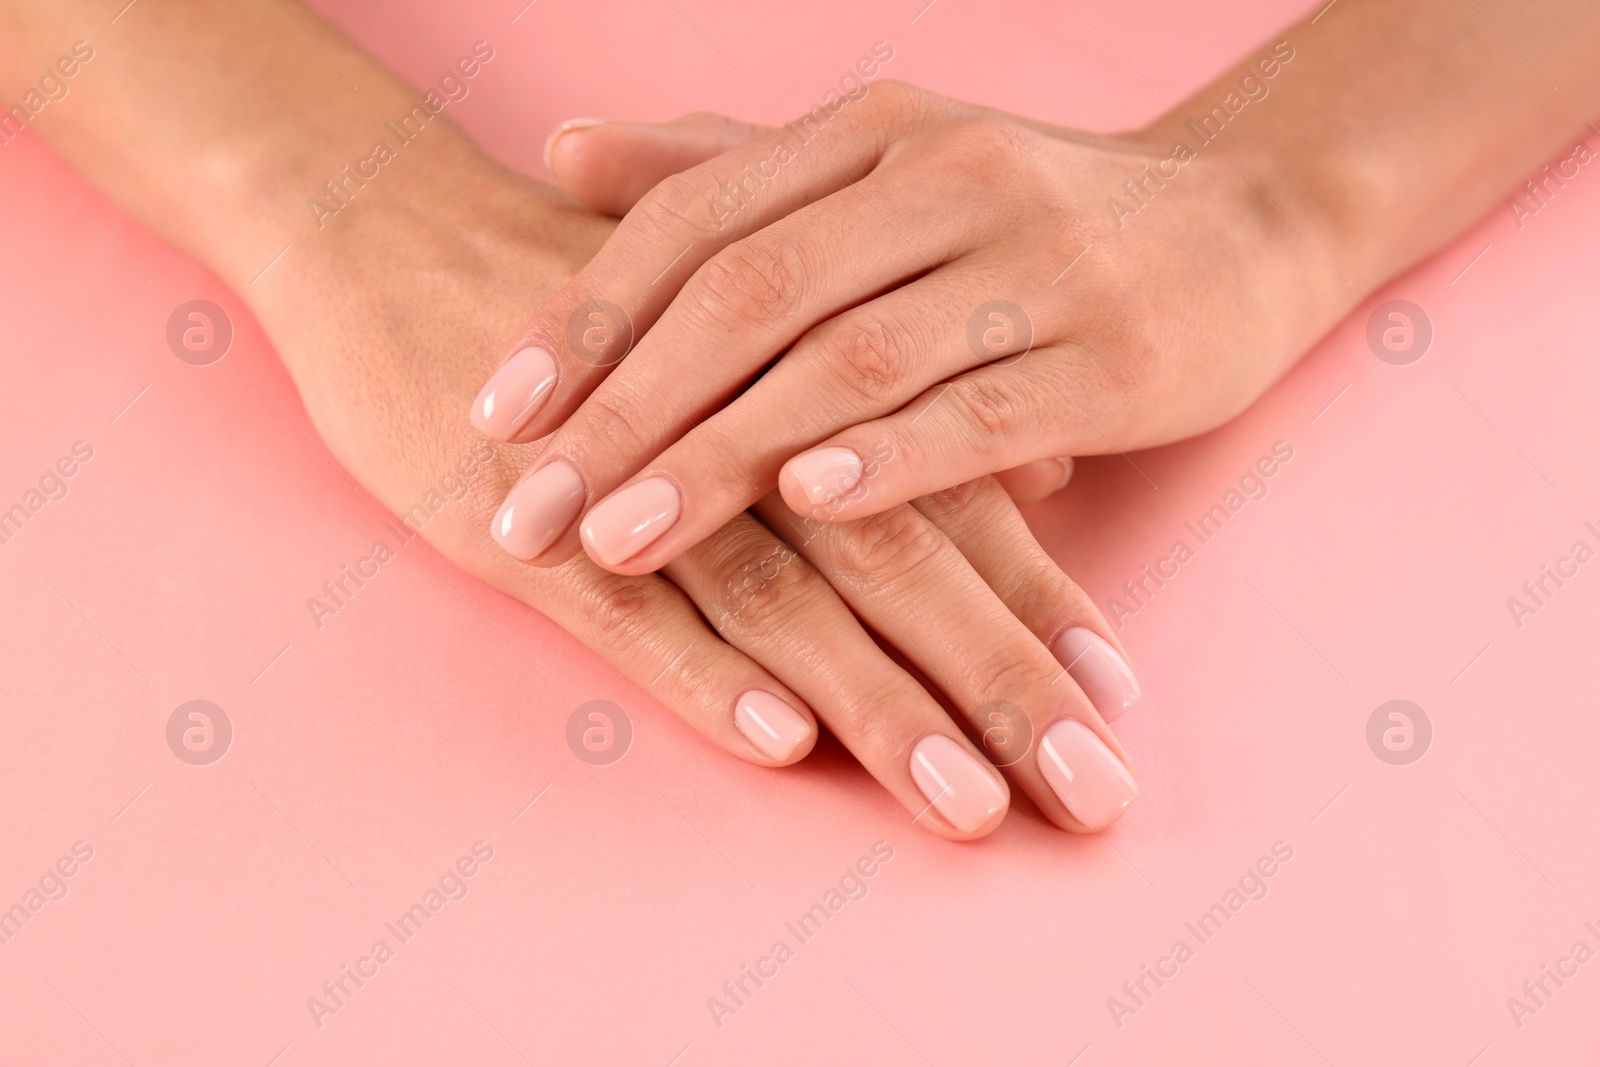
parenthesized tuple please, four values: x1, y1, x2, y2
(909, 735, 1006, 833)
(1036, 719, 1138, 829)
(543, 117, 605, 172)
(581, 477, 681, 566)
(471, 346, 558, 439)
(1051, 627, 1141, 722)
(491, 461, 585, 560)
(785, 447, 863, 507)
(1052, 456, 1075, 491)
(734, 690, 811, 760)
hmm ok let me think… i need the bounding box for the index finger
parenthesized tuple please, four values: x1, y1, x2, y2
(469, 82, 936, 445)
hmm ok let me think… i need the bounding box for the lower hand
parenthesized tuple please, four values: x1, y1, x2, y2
(258, 143, 1142, 838)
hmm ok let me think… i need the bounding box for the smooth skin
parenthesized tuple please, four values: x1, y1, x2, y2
(478, 0, 1600, 577)
(0, 0, 1141, 838)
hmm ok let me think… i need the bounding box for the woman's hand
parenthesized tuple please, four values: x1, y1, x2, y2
(268, 154, 1142, 838)
(538, 110, 1079, 508)
(480, 0, 1600, 582)
(2, 0, 1145, 838)
(473, 77, 1337, 576)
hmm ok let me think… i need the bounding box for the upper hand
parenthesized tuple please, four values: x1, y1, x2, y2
(475, 81, 1324, 576)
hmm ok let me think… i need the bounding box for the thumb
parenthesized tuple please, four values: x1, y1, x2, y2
(993, 457, 1074, 506)
(544, 113, 771, 216)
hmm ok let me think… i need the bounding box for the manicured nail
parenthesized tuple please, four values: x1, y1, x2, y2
(1036, 719, 1138, 829)
(909, 735, 1006, 834)
(1052, 456, 1075, 491)
(581, 476, 681, 567)
(1051, 627, 1141, 722)
(543, 117, 605, 172)
(491, 460, 585, 560)
(734, 690, 811, 760)
(471, 346, 558, 439)
(785, 447, 863, 507)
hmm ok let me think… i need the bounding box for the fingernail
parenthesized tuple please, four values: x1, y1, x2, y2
(785, 447, 863, 507)
(491, 460, 585, 560)
(1052, 456, 1075, 491)
(1036, 719, 1139, 829)
(472, 346, 558, 439)
(543, 117, 605, 172)
(581, 476, 681, 566)
(734, 690, 811, 760)
(1051, 627, 1141, 722)
(909, 735, 1006, 834)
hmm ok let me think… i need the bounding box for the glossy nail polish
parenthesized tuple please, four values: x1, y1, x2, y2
(785, 447, 863, 507)
(543, 117, 605, 172)
(909, 735, 1006, 833)
(1036, 719, 1138, 829)
(581, 477, 681, 566)
(1051, 627, 1141, 723)
(734, 690, 811, 760)
(1052, 456, 1075, 491)
(471, 346, 558, 439)
(491, 461, 585, 560)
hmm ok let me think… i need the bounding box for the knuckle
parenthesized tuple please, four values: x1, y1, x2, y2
(634, 172, 721, 240)
(915, 476, 996, 521)
(954, 116, 1012, 150)
(1104, 315, 1164, 395)
(970, 650, 1058, 709)
(861, 79, 932, 126)
(710, 535, 814, 633)
(948, 375, 1026, 440)
(826, 681, 913, 746)
(694, 235, 804, 327)
(822, 312, 913, 404)
(870, 78, 915, 104)
(586, 574, 662, 655)
(830, 507, 946, 584)
(940, 117, 1043, 183)
(576, 386, 654, 457)
(1015, 571, 1092, 637)
(1060, 323, 1161, 409)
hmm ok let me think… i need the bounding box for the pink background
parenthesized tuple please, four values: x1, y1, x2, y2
(4, 0, 1599, 1063)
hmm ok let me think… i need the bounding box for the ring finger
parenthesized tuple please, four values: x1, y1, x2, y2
(663, 507, 1011, 840)
(758, 485, 1140, 832)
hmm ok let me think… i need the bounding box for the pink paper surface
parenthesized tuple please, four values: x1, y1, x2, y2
(4, 1, 1599, 1063)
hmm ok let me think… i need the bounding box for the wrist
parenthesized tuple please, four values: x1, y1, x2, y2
(1219, 126, 1399, 294)
(1122, 104, 1384, 366)
(185, 88, 493, 287)
(242, 144, 613, 378)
